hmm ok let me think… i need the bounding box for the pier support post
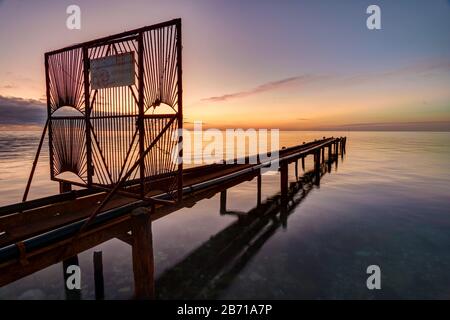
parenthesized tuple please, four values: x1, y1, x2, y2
(335, 146, 339, 170)
(280, 161, 288, 205)
(59, 181, 72, 193)
(257, 174, 262, 207)
(63, 256, 81, 300)
(295, 160, 298, 180)
(220, 190, 227, 214)
(327, 145, 332, 172)
(321, 147, 325, 164)
(131, 207, 155, 300)
(301, 157, 305, 171)
(60, 181, 81, 300)
(93, 251, 105, 300)
(314, 150, 321, 186)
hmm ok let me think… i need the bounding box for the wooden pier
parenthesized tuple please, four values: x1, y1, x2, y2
(0, 136, 346, 298)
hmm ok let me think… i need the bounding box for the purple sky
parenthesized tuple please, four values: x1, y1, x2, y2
(0, 0, 449, 130)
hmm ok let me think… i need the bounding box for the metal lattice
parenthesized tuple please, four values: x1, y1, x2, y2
(45, 19, 183, 201)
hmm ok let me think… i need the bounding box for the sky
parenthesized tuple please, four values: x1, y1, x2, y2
(0, 0, 449, 130)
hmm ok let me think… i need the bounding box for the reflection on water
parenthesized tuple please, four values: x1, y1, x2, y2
(0, 131, 449, 299)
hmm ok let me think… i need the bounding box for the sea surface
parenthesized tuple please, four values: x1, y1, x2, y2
(0, 131, 449, 299)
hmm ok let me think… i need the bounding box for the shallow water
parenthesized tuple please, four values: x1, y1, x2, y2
(0, 131, 449, 299)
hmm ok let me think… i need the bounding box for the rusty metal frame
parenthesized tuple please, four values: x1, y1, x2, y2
(43, 19, 183, 202)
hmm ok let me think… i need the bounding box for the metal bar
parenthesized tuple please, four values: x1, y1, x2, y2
(176, 19, 183, 203)
(138, 32, 145, 198)
(83, 46, 93, 186)
(46, 19, 181, 56)
(77, 117, 175, 233)
(45, 54, 55, 181)
(0, 189, 98, 217)
(22, 119, 49, 202)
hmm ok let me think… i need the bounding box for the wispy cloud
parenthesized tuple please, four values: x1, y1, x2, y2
(337, 58, 450, 87)
(317, 121, 450, 132)
(200, 58, 450, 104)
(0, 95, 46, 125)
(201, 75, 323, 103)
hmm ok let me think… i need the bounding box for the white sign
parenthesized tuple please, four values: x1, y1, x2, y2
(90, 52, 135, 89)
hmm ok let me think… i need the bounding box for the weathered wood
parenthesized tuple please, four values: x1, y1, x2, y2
(0, 215, 132, 287)
(63, 255, 81, 300)
(131, 207, 155, 300)
(59, 182, 72, 194)
(257, 174, 262, 207)
(220, 190, 227, 215)
(314, 150, 321, 185)
(280, 161, 288, 205)
(94, 251, 105, 300)
(116, 232, 133, 246)
(327, 145, 332, 172)
(60, 181, 81, 300)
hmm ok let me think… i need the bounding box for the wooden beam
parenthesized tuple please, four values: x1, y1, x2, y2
(0, 215, 131, 287)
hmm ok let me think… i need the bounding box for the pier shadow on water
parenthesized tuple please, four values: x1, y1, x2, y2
(155, 161, 333, 299)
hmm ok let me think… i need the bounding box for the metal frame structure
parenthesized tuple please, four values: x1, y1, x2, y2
(43, 19, 183, 202)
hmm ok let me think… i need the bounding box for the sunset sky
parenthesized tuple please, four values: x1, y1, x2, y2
(0, 0, 449, 130)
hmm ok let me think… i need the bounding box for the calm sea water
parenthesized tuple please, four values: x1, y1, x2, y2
(0, 131, 449, 299)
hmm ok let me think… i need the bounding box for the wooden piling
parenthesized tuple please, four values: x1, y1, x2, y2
(220, 190, 227, 214)
(131, 207, 155, 300)
(295, 160, 298, 180)
(93, 251, 105, 300)
(59, 182, 72, 193)
(314, 150, 321, 185)
(301, 156, 305, 171)
(62, 255, 81, 300)
(60, 181, 80, 300)
(280, 161, 288, 205)
(257, 174, 262, 207)
(327, 145, 332, 172)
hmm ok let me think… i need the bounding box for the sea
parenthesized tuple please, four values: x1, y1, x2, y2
(0, 130, 449, 299)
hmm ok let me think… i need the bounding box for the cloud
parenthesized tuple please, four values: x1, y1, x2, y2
(317, 121, 450, 132)
(202, 75, 323, 103)
(0, 95, 46, 126)
(200, 58, 450, 105)
(338, 58, 450, 87)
